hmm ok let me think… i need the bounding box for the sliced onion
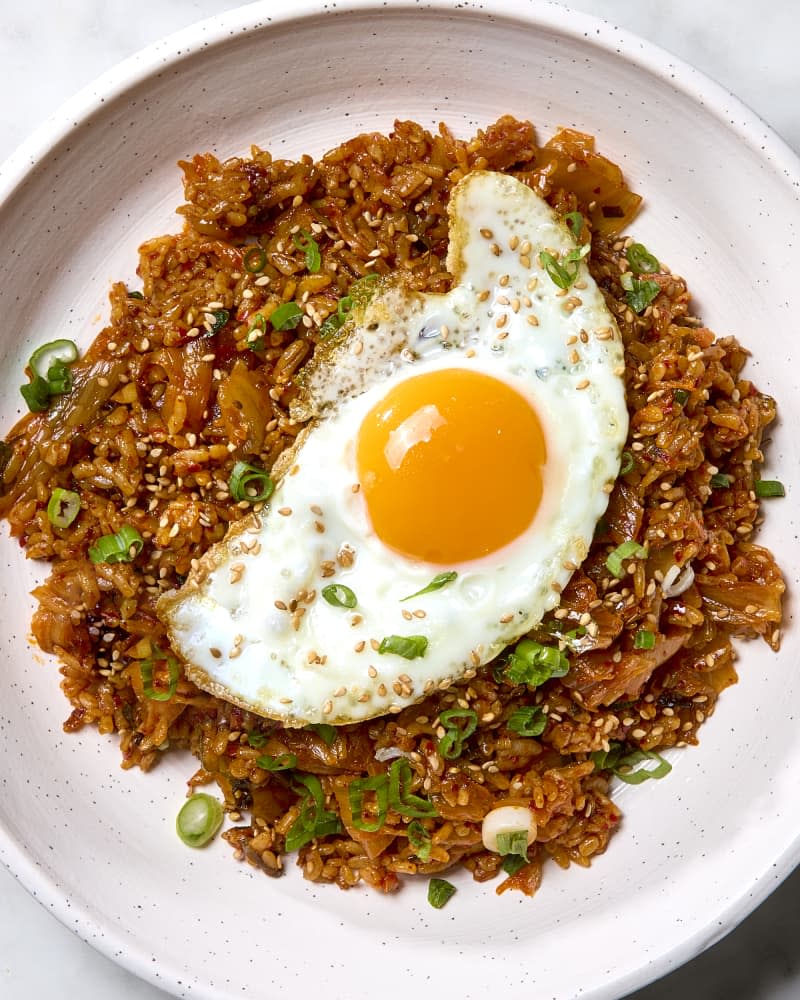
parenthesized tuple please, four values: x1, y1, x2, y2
(374, 746, 413, 763)
(662, 563, 695, 598)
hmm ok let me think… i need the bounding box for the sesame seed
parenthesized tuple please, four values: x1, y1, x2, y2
(333, 686, 346, 698)
(355, 641, 366, 653)
(498, 274, 510, 287)
(495, 314, 508, 329)
(480, 228, 493, 239)
(370, 638, 380, 651)
(576, 379, 590, 390)
(477, 289, 490, 302)
(519, 254, 531, 269)
(499, 612, 514, 624)
(377, 683, 387, 697)
(278, 507, 292, 516)
(322, 700, 333, 715)
(351, 339, 364, 356)
(526, 315, 539, 327)
(402, 609, 413, 621)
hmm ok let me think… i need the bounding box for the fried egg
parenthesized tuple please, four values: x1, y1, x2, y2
(158, 170, 628, 725)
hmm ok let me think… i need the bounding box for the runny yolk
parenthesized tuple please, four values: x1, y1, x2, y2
(355, 368, 546, 564)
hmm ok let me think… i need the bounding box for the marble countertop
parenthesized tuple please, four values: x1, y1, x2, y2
(1, 1, 798, 998)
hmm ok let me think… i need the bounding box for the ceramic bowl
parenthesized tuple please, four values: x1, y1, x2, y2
(1, 2, 798, 998)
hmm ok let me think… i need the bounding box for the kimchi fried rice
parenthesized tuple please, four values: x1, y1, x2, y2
(0, 116, 785, 897)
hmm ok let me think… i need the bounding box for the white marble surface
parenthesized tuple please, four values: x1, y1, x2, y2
(0, 1, 798, 997)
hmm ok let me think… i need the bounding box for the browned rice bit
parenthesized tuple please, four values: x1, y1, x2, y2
(0, 117, 784, 897)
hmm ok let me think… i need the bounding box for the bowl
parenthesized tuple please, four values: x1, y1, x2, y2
(1, 2, 798, 998)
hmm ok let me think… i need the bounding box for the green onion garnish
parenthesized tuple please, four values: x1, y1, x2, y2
(20, 339, 80, 412)
(378, 635, 428, 660)
(29, 339, 79, 380)
(292, 229, 322, 273)
(210, 309, 230, 334)
(307, 723, 337, 746)
(626, 243, 660, 275)
(539, 245, 590, 290)
(674, 388, 689, 406)
(88, 524, 144, 564)
(401, 571, 457, 602)
(284, 774, 342, 852)
(633, 630, 656, 650)
(321, 584, 358, 609)
(269, 302, 304, 331)
(502, 854, 528, 875)
(619, 450, 634, 475)
(243, 246, 267, 273)
(348, 774, 389, 832)
(127, 290, 145, 300)
(506, 705, 547, 737)
(428, 878, 457, 909)
(437, 708, 478, 760)
(228, 461, 274, 503)
(504, 638, 569, 688)
(319, 274, 380, 337)
(620, 273, 659, 314)
(605, 539, 647, 579)
(710, 472, 732, 488)
(247, 731, 267, 748)
(256, 753, 297, 772)
(407, 820, 432, 861)
(388, 758, 437, 818)
(140, 647, 180, 701)
(496, 829, 529, 861)
(754, 479, 785, 498)
(46, 488, 81, 529)
(176, 793, 224, 848)
(591, 741, 672, 784)
(565, 211, 584, 239)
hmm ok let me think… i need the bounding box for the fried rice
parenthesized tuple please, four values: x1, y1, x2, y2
(0, 116, 784, 896)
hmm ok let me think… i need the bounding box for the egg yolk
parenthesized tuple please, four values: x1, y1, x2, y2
(356, 368, 546, 564)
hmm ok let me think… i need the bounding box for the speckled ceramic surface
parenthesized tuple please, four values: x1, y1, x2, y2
(0, 2, 798, 998)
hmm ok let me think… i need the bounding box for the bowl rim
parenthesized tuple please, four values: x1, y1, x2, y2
(1, 2, 799, 998)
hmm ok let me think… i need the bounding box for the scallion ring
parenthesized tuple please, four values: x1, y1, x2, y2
(228, 461, 274, 503)
(755, 479, 785, 498)
(46, 488, 81, 529)
(605, 540, 647, 580)
(378, 634, 428, 660)
(256, 753, 297, 772)
(243, 246, 267, 273)
(88, 524, 144, 564)
(292, 229, 322, 273)
(29, 339, 79, 380)
(348, 774, 389, 832)
(626, 242, 660, 275)
(427, 878, 456, 909)
(619, 450, 634, 475)
(496, 829, 529, 861)
(284, 774, 342, 852)
(565, 211, 584, 239)
(210, 309, 230, 334)
(633, 630, 656, 650)
(321, 584, 358, 609)
(506, 705, 546, 737)
(710, 472, 732, 488)
(269, 301, 304, 331)
(176, 793, 224, 848)
(674, 388, 689, 406)
(437, 708, 478, 760)
(140, 648, 180, 702)
(388, 758, 437, 818)
(401, 571, 457, 602)
(503, 638, 569, 687)
(407, 820, 432, 862)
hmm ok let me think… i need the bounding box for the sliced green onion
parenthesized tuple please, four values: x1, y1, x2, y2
(307, 723, 338, 746)
(378, 634, 428, 659)
(29, 339, 79, 380)
(591, 742, 672, 784)
(605, 539, 647, 579)
(755, 479, 785, 498)
(348, 774, 389, 832)
(674, 388, 689, 406)
(624, 276, 660, 314)
(502, 854, 528, 875)
(176, 793, 224, 848)
(539, 245, 590, 290)
(504, 638, 569, 687)
(565, 211, 584, 239)
(284, 774, 342, 852)
(626, 242, 660, 275)
(20, 376, 51, 412)
(243, 245, 267, 273)
(407, 820, 432, 861)
(633, 629, 656, 650)
(210, 309, 230, 334)
(256, 753, 297, 772)
(247, 730, 267, 748)
(401, 571, 457, 602)
(47, 488, 81, 528)
(388, 758, 437, 818)
(228, 461, 274, 503)
(428, 877, 456, 909)
(438, 708, 478, 760)
(619, 450, 634, 475)
(496, 829, 529, 862)
(269, 301, 303, 331)
(321, 584, 357, 609)
(710, 472, 732, 488)
(506, 705, 546, 737)
(127, 289, 144, 300)
(140, 648, 180, 701)
(45, 359, 73, 394)
(292, 229, 322, 273)
(88, 524, 144, 564)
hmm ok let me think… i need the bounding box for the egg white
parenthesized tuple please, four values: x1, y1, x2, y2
(158, 171, 628, 725)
